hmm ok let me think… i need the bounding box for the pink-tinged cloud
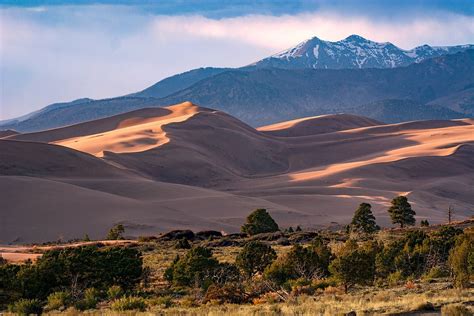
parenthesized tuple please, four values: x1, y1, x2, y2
(0, 6, 473, 120)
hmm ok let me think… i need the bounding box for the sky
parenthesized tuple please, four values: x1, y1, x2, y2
(1, 0, 473, 120)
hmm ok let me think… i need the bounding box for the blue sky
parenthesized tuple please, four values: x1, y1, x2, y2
(1, 0, 473, 120)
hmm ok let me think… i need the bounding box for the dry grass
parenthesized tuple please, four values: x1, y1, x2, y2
(27, 286, 472, 315)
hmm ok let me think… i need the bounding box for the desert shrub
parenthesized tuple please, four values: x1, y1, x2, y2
(329, 240, 375, 293)
(241, 209, 279, 235)
(429, 226, 463, 266)
(349, 203, 380, 234)
(111, 296, 147, 311)
(0, 263, 22, 306)
(8, 298, 43, 315)
(264, 257, 294, 286)
(207, 262, 241, 285)
(441, 304, 471, 316)
(422, 266, 448, 282)
(264, 243, 331, 285)
(312, 278, 337, 290)
(175, 238, 192, 249)
(7, 245, 143, 302)
(387, 271, 404, 286)
(204, 283, 247, 304)
(376, 230, 429, 279)
(107, 285, 123, 300)
(449, 232, 473, 288)
(236, 241, 276, 277)
(107, 224, 125, 240)
(75, 288, 99, 311)
(149, 296, 174, 308)
(388, 196, 416, 228)
(420, 219, 429, 227)
(164, 246, 219, 287)
(46, 291, 71, 311)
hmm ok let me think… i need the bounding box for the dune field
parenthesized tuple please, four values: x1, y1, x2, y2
(1, 102, 473, 243)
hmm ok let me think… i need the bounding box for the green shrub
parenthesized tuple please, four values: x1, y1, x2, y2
(264, 243, 331, 285)
(3, 245, 143, 303)
(420, 219, 429, 227)
(75, 288, 99, 311)
(46, 291, 70, 311)
(175, 238, 192, 249)
(236, 241, 276, 277)
(441, 304, 471, 316)
(241, 209, 279, 235)
(8, 298, 43, 315)
(387, 271, 404, 286)
(107, 285, 123, 300)
(376, 230, 429, 279)
(422, 266, 448, 281)
(329, 240, 376, 293)
(149, 296, 174, 308)
(449, 232, 473, 288)
(164, 246, 219, 287)
(111, 296, 147, 311)
(107, 224, 125, 240)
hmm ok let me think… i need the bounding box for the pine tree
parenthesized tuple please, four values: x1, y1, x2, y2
(350, 203, 379, 234)
(106, 224, 125, 240)
(388, 196, 416, 228)
(241, 209, 279, 235)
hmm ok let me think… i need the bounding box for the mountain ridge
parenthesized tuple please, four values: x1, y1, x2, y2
(252, 34, 474, 69)
(1, 38, 473, 132)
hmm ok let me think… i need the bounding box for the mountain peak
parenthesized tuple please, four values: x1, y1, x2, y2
(253, 35, 473, 70)
(343, 34, 369, 42)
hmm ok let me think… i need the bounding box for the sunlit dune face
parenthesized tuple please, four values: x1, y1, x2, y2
(257, 114, 331, 131)
(56, 102, 201, 156)
(288, 121, 474, 182)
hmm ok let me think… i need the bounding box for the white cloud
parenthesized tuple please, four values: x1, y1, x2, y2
(153, 12, 474, 50)
(0, 6, 473, 120)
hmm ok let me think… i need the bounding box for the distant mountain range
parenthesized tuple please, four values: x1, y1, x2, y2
(1, 35, 473, 132)
(252, 34, 474, 69)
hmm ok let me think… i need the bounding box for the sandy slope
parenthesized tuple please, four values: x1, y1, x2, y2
(9, 102, 210, 157)
(1, 102, 473, 243)
(258, 114, 381, 137)
(0, 130, 19, 138)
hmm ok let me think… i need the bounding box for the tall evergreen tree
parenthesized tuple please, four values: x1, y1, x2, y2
(388, 196, 416, 228)
(350, 203, 379, 234)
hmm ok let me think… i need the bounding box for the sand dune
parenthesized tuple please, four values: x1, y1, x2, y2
(0, 176, 304, 243)
(258, 114, 381, 137)
(1, 102, 473, 243)
(0, 130, 19, 139)
(10, 102, 209, 157)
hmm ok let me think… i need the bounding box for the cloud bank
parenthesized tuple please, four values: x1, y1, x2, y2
(0, 4, 473, 120)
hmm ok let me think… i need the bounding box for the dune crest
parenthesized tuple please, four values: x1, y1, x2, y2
(258, 113, 381, 137)
(54, 102, 206, 156)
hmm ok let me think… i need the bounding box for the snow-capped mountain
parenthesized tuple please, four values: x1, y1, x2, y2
(252, 34, 474, 69)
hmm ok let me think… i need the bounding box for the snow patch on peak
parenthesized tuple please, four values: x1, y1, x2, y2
(313, 45, 319, 59)
(254, 34, 473, 70)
